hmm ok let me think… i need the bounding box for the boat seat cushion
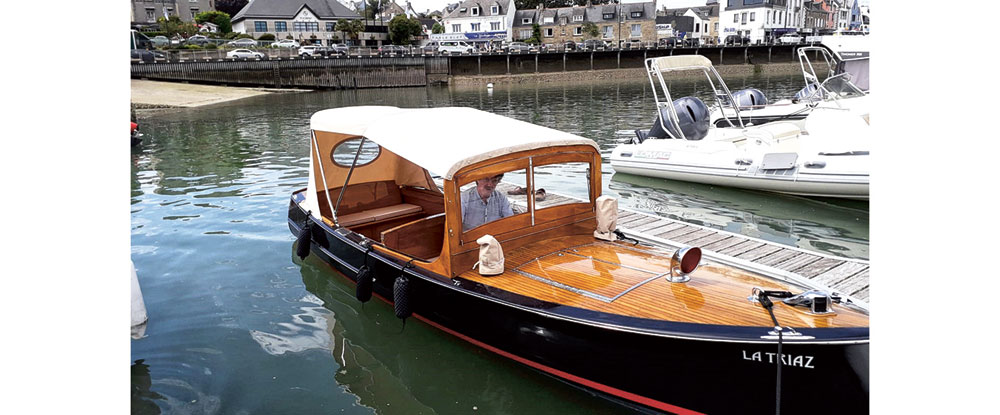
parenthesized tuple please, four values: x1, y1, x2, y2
(338, 203, 423, 227)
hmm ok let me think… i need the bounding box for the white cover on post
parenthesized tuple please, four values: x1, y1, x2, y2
(594, 195, 618, 241)
(474, 235, 504, 276)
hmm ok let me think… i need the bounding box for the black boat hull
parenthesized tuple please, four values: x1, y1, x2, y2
(288, 196, 868, 414)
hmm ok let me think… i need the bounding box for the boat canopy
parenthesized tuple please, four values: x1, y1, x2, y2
(649, 55, 713, 71)
(309, 106, 598, 180)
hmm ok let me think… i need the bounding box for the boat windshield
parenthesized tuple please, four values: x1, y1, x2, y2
(835, 59, 869, 92)
(457, 155, 594, 237)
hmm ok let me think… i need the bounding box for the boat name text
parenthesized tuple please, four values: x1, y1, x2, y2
(635, 151, 672, 160)
(742, 350, 815, 369)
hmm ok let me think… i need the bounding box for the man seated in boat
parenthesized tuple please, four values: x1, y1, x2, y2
(461, 173, 514, 231)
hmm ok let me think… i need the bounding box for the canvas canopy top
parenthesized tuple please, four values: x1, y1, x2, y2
(309, 106, 599, 180)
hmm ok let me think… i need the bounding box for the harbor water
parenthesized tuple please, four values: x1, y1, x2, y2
(131, 74, 868, 414)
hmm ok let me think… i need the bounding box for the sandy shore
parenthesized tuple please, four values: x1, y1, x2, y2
(130, 79, 312, 113)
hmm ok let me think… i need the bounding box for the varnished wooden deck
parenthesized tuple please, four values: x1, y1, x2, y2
(459, 235, 868, 327)
(491, 182, 871, 308)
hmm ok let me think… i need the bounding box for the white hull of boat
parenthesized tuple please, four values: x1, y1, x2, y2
(611, 157, 869, 199)
(612, 115, 870, 200)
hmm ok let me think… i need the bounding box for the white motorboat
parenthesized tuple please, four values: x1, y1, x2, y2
(709, 35, 870, 128)
(610, 55, 869, 200)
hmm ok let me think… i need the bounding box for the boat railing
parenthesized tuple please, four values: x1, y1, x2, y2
(796, 46, 867, 107)
(644, 56, 746, 137)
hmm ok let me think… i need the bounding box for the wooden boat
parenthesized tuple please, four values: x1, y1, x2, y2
(288, 106, 869, 414)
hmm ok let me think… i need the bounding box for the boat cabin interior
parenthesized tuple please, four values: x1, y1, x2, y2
(307, 129, 601, 278)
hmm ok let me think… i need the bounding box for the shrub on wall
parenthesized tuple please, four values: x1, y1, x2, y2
(257, 33, 276, 41)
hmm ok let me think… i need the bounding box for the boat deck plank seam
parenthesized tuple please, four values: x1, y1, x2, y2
(656, 225, 704, 240)
(650, 223, 690, 237)
(684, 232, 733, 247)
(795, 257, 846, 278)
(812, 262, 869, 287)
(773, 253, 824, 272)
(755, 249, 803, 267)
(631, 219, 678, 233)
(702, 235, 751, 252)
(735, 244, 786, 262)
(830, 270, 869, 300)
(718, 240, 766, 257)
(672, 229, 718, 244)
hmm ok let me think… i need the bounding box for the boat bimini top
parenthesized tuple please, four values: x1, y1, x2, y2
(302, 106, 599, 223)
(644, 55, 753, 136)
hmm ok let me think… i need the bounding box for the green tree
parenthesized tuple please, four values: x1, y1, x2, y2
(194, 11, 233, 33)
(525, 23, 542, 45)
(336, 19, 364, 41)
(431, 22, 444, 34)
(581, 21, 599, 39)
(388, 15, 422, 45)
(157, 16, 199, 38)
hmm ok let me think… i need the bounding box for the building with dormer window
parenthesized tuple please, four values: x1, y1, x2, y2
(130, 0, 216, 26)
(436, 0, 516, 45)
(232, 0, 367, 46)
(511, 2, 656, 46)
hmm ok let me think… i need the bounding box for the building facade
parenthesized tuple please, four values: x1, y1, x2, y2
(802, 0, 833, 33)
(663, 4, 720, 45)
(437, 0, 516, 45)
(511, 2, 656, 46)
(131, 0, 216, 24)
(721, 0, 806, 44)
(232, 0, 372, 45)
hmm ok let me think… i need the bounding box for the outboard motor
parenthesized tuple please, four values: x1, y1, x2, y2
(793, 82, 825, 103)
(647, 96, 710, 141)
(731, 88, 768, 109)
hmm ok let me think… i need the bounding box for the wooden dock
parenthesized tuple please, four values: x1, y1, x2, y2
(489, 182, 870, 308)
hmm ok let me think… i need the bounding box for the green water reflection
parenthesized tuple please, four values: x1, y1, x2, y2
(130, 74, 867, 414)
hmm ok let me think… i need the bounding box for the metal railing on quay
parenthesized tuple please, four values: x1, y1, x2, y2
(136, 41, 820, 64)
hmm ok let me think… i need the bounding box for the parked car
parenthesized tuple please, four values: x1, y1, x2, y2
(581, 39, 607, 51)
(150, 35, 170, 48)
(227, 49, 266, 59)
(378, 45, 409, 55)
(186, 35, 210, 46)
(683, 38, 701, 47)
(505, 42, 533, 53)
(563, 40, 577, 51)
(299, 45, 333, 57)
(421, 41, 439, 53)
(272, 39, 300, 48)
(779, 33, 802, 44)
(723, 35, 744, 46)
(438, 41, 473, 55)
(659, 37, 679, 48)
(227, 38, 257, 48)
(331, 43, 350, 55)
(621, 39, 643, 49)
(539, 43, 556, 52)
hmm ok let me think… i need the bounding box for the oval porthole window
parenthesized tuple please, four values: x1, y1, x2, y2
(331, 138, 381, 167)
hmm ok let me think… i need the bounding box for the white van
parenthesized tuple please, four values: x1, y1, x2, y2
(438, 41, 473, 55)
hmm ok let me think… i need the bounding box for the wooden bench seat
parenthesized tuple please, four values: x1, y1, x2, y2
(338, 203, 423, 227)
